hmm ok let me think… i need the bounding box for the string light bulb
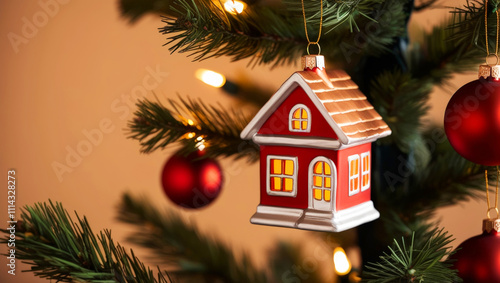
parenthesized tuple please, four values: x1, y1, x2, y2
(333, 247, 351, 276)
(195, 69, 226, 88)
(224, 0, 245, 14)
(195, 136, 206, 151)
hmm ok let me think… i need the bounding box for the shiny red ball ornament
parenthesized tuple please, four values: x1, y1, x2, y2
(161, 150, 223, 209)
(450, 219, 500, 283)
(444, 76, 500, 166)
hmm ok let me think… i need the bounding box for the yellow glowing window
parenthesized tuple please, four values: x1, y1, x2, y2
(289, 104, 311, 132)
(284, 178, 294, 191)
(324, 190, 331, 201)
(268, 156, 297, 196)
(293, 120, 300, 129)
(314, 162, 322, 174)
(284, 160, 294, 175)
(361, 152, 370, 191)
(314, 189, 322, 200)
(271, 159, 282, 174)
(311, 160, 333, 203)
(348, 155, 360, 196)
(270, 177, 281, 191)
(325, 177, 331, 188)
(314, 176, 322, 187)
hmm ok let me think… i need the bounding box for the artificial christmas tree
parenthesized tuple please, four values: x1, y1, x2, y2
(1, 0, 498, 282)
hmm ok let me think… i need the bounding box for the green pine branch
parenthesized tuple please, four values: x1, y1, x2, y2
(370, 70, 432, 154)
(362, 228, 459, 283)
(159, 0, 304, 67)
(449, 0, 500, 55)
(127, 96, 259, 161)
(320, 0, 408, 66)
(157, 0, 407, 66)
(116, 192, 269, 283)
(0, 201, 171, 283)
(120, 0, 402, 64)
(408, 19, 483, 85)
(377, 127, 486, 222)
(411, 132, 485, 208)
(408, 1, 500, 86)
(380, 212, 439, 246)
(283, 0, 385, 34)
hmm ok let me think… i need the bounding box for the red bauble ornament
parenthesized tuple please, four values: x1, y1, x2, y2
(161, 150, 223, 209)
(444, 76, 500, 166)
(450, 219, 500, 283)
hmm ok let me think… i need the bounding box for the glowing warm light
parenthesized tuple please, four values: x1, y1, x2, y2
(187, 119, 195, 126)
(186, 132, 196, 139)
(195, 69, 226, 88)
(197, 143, 206, 151)
(333, 247, 351, 276)
(195, 136, 206, 150)
(224, 0, 245, 14)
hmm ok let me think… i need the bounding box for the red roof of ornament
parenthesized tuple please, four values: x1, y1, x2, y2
(240, 68, 391, 146)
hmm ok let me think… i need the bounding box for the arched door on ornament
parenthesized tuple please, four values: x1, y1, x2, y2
(308, 157, 337, 211)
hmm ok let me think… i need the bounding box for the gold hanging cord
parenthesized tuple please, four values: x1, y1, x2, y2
(484, 0, 500, 65)
(483, 1, 500, 220)
(301, 0, 323, 55)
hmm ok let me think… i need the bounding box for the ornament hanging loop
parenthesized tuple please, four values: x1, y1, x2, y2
(307, 42, 321, 55)
(485, 167, 500, 220)
(486, 53, 499, 66)
(487, 207, 500, 219)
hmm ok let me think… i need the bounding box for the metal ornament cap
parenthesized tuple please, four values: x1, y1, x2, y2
(483, 218, 500, 233)
(302, 55, 325, 70)
(479, 64, 491, 79)
(492, 64, 500, 79)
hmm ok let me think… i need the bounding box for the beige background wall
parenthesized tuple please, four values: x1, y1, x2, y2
(0, 1, 486, 282)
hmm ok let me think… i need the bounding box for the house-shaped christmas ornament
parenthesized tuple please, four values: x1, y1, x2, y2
(241, 55, 391, 232)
